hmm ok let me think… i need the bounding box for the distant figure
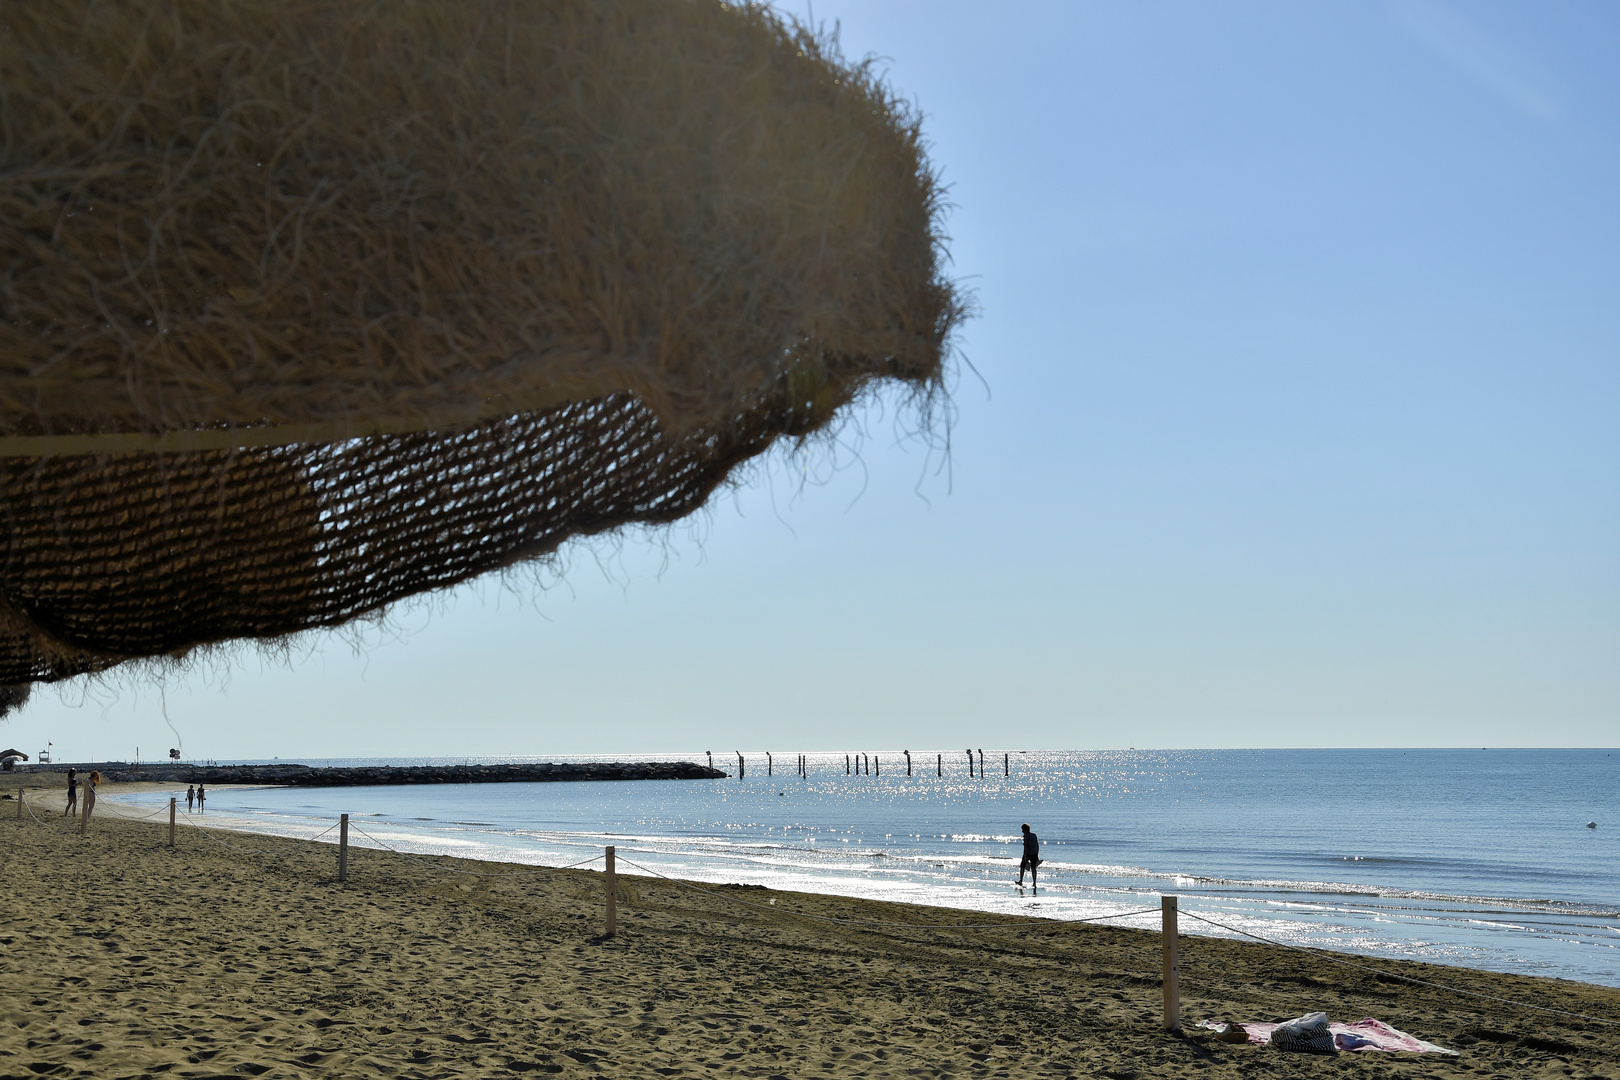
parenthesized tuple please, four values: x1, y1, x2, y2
(186, 785, 195, 812)
(1017, 823, 1041, 888)
(63, 768, 78, 817)
(83, 770, 100, 825)
(196, 784, 206, 813)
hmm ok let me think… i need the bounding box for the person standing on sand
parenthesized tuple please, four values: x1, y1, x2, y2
(63, 768, 78, 817)
(83, 771, 99, 825)
(1017, 823, 1041, 888)
(186, 785, 195, 812)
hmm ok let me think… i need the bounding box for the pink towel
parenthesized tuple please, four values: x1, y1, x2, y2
(1201, 1018, 1457, 1055)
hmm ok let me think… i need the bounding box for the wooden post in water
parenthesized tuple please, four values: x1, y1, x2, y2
(846, 754, 850, 775)
(737, 752, 744, 779)
(937, 753, 942, 777)
(767, 752, 772, 776)
(339, 813, 349, 882)
(978, 749, 985, 778)
(905, 750, 911, 776)
(169, 797, 176, 847)
(874, 755, 879, 776)
(605, 845, 618, 938)
(966, 750, 974, 778)
(1005, 753, 1009, 777)
(1162, 895, 1180, 1031)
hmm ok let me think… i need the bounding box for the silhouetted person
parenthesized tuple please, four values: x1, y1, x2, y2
(63, 768, 77, 817)
(196, 783, 206, 813)
(1018, 823, 1041, 888)
(186, 785, 195, 812)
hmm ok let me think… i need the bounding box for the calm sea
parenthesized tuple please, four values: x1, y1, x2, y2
(115, 749, 1619, 988)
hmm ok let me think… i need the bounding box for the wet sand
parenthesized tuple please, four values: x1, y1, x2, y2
(3, 783, 1618, 1079)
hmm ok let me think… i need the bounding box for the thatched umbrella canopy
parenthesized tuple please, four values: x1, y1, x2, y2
(0, 0, 965, 685)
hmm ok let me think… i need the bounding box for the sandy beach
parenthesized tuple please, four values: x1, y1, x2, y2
(3, 781, 1618, 1079)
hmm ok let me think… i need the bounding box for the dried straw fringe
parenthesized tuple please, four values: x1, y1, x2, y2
(0, 0, 966, 682)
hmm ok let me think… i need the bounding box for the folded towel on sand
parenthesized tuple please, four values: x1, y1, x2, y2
(1198, 1017, 1458, 1055)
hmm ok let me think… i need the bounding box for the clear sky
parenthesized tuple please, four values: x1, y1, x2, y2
(8, 0, 1617, 762)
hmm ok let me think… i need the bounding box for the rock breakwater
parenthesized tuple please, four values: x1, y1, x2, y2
(34, 762, 726, 786)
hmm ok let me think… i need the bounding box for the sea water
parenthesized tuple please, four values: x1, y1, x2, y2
(117, 749, 1619, 988)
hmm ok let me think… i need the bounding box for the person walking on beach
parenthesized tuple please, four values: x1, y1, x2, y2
(1017, 823, 1041, 888)
(196, 783, 206, 812)
(63, 768, 78, 817)
(186, 785, 195, 812)
(82, 771, 99, 825)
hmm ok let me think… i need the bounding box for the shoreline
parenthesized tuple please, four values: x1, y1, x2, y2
(19, 776, 1617, 991)
(6, 807, 1619, 1077)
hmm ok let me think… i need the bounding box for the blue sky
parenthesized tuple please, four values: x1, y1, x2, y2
(10, 0, 1617, 761)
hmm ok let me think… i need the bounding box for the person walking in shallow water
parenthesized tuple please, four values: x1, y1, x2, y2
(196, 784, 206, 813)
(1017, 823, 1041, 889)
(186, 785, 195, 812)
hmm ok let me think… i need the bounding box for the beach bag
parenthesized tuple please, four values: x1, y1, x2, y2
(1269, 1012, 1336, 1054)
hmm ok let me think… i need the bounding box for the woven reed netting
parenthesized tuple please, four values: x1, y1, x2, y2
(0, 0, 966, 685)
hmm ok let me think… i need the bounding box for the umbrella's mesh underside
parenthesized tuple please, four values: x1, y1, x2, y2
(0, 392, 780, 683)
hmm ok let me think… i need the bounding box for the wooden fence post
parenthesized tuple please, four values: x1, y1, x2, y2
(605, 845, 617, 937)
(339, 813, 349, 882)
(1162, 895, 1180, 1031)
(169, 797, 176, 847)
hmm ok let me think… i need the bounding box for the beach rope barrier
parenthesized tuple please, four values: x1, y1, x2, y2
(1180, 910, 1620, 1027)
(175, 812, 342, 855)
(347, 821, 605, 878)
(615, 854, 1161, 932)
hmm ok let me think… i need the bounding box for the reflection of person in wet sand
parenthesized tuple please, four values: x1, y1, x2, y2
(1017, 823, 1041, 888)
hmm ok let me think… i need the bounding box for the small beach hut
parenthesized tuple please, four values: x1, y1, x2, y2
(0, 0, 966, 684)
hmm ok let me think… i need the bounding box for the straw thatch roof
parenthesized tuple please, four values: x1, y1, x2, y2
(0, 1, 966, 683)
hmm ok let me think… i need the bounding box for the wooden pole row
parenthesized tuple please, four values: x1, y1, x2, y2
(732, 754, 1019, 779)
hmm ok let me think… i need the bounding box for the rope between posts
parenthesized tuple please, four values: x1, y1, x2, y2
(177, 813, 338, 854)
(615, 855, 1160, 931)
(1179, 910, 1620, 1027)
(346, 822, 603, 877)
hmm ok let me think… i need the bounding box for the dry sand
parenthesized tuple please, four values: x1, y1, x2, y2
(3, 781, 1618, 1079)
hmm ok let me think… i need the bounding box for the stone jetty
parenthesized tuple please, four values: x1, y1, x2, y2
(31, 761, 726, 786)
